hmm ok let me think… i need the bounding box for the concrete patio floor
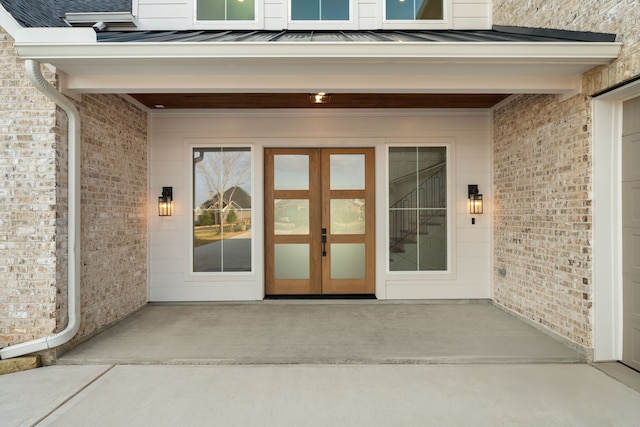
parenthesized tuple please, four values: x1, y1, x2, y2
(2, 301, 640, 426)
(59, 301, 585, 365)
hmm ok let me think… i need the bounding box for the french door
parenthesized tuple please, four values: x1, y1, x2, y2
(265, 148, 375, 295)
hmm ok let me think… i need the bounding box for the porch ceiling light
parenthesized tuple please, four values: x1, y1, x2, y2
(468, 184, 483, 222)
(158, 186, 173, 216)
(310, 92, 331, 104)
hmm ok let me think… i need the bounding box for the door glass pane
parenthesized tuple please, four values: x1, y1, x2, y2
(274, 199, 309, 235)
(275, 244, 310, 279)
(330, 199, 365, 234)
(330, 154, 365, 190)
(389, 146, 447, 271)
(331, 243, 365, 279)
(193, 147, 252, 273)
(274, 155, 309, 190)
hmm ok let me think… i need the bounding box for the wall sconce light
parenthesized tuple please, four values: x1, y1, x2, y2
(468, 185, 483, 224)
(158, 187, 173, 217)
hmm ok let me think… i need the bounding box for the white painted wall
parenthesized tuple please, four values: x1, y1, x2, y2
(452, 0, 492, 29)
(132, 0, 491, 30)
(149, 109, 492, 301)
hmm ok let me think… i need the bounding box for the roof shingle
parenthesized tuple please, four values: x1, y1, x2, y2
(0, 0, 66, 27)
(0, 0, 131, 27)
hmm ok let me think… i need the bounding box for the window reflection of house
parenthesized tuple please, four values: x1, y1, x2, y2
(196, 186, 252, 226)
(330, 199, 365, 234)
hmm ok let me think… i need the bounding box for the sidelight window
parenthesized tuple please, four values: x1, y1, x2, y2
(388, 146, 447, 271)
(192, 147, 253, 273)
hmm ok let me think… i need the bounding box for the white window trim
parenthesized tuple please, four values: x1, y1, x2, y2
(593, 79, 640, 361)
(287, 0, 359, 30)
(385, 141, 457, 281)
(186, 141, 257, 281)
(378, 0, 452, 30)
(192, 0, 265, 30)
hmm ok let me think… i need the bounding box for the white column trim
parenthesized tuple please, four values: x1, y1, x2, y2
(593, 79, 640, 361)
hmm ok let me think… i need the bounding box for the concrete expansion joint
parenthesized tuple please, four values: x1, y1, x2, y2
(54, 357, 588, 367)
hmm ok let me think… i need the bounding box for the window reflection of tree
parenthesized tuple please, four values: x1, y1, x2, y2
(193, 148, 252, 273)
(195, 149, 251, 230)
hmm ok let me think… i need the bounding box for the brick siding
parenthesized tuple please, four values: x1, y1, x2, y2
(493, 93, 594, 347)
(493, 0, 640, 93)
(0, 27, 58, 347)
(74, 93, 148, 340)
(492, 1, 640, 349)
(0, 27, 148, 353)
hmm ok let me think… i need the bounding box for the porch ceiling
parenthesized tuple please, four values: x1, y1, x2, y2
(13, 27, 622, 96)
(129, 93, 512, 109)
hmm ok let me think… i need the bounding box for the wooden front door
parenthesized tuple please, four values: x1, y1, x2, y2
(265, 148, 375, 295)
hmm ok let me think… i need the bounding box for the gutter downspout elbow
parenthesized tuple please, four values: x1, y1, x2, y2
(0, 60, 81, 360)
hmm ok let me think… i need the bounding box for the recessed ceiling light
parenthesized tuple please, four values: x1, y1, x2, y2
(154, 104, 165, 109)
(310, 92, 331, 104)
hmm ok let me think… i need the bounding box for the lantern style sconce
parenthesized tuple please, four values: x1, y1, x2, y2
(468, 185, 483, 224)
(158, 187, 173, 217)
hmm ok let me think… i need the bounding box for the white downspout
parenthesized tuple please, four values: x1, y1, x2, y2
(0, 60, 81, 359)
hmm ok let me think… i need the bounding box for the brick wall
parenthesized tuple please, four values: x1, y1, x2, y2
(0, 26, 58, 347)
(492, 2, 640, 349)
(493, 0, 640, 92)
(493, 93, 593, 347)
(1, 26, 148, 354)
(74, 93, 148, 340)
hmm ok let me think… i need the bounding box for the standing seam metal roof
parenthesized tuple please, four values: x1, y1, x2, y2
(96, 27, 617, 44)
(0, 0, 616, 44)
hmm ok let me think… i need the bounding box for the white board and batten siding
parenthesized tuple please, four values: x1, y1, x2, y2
(452, 0, 491, 30)
(134, 0, 191, 30)
(132, 0, 491, 31)
(148, 110, 492, 302)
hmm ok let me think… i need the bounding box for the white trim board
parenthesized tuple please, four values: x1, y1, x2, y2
(593, 79, 640, 361)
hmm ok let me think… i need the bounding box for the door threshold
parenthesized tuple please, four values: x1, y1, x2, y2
(265, 294, 377, 300)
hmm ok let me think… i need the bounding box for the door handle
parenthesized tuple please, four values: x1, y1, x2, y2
(321, 228, 327, 256)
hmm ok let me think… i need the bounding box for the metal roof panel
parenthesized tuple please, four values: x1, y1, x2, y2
(95, 28, 617, 44)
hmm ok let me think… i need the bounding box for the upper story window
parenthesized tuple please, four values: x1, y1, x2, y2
(386, 0, 443, 20)
(193, 0, 456, 29)
(197, 0, 255, 21)
(291, 0, 349, 20)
